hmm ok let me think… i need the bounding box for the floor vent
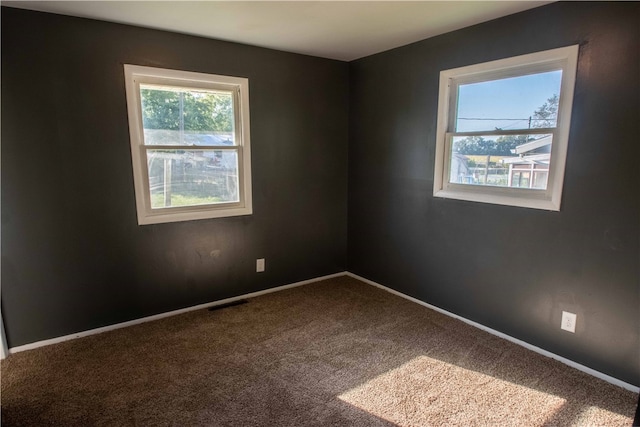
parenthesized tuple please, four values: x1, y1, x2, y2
(207, 299, 248, 311)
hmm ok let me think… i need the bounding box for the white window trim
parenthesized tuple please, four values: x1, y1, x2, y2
(124, 65, 252, 225)
(433, 45, 579, 211)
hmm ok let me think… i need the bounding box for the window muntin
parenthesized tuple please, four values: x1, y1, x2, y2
(124, 65, 252, 224)
(433, 46, 579, 211)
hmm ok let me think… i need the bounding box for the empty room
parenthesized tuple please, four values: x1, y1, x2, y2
(1, 1, 638, 425)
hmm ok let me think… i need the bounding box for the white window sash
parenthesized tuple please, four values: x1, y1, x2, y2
(124, 64, 252, 225)
(433, 45, 579, 211)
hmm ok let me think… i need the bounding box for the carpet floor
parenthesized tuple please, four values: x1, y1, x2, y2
(1, 276, 637, 426)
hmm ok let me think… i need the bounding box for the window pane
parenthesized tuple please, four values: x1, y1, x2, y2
(146, 149, 239, 209)
(449, 134, 552, 189)
(456, 70, 562, 132)
(140, 85, 235, 146)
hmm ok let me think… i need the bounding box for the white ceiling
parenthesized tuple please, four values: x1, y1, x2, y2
(2, 1, 552, 61)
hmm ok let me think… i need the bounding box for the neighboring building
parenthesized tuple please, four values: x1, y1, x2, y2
(449, 153, 472, 184)
(501, 134, 552, 189)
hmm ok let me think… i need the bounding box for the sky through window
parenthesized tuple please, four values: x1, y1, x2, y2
(456, 70, 562, 132)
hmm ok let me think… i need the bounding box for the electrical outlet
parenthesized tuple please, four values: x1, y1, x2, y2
(561, 311, 577, 333)
(256, 258, 265, 273)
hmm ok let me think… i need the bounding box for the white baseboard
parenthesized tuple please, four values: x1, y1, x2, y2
(8, 270, 638, 394)
(9, 272, 347, 355)
(345, 272, 639, 393)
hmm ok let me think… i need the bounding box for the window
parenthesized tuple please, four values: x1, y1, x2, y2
(433, 45, 579, 211)
(124, 65, 252, 224)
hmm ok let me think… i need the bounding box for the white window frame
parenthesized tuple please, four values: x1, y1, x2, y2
(124, 65, 252, 225)
(433, 45, 579, 211)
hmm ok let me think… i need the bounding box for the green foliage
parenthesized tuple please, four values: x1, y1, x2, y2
(495, 134, 531, 153)
(454, 135, 530, 156)
(532, 94, 559, 128)
(141, 88, 233, 133)
(151, 193, 222, 208)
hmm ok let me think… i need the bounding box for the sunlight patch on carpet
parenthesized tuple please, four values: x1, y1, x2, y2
(574, 405, 633, 426)
(338, 355, 567, 426)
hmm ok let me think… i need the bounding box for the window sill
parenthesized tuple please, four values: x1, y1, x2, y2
(433, 188, 560, 211)
(137, 205, 253, 225)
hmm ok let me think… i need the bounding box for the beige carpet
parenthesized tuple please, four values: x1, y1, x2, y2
(1, 276, 637, 426)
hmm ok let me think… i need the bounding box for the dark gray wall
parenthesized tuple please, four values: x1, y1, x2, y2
(1, 7, 348, 347)
(2, 2, 639, 388)
(348, 2, 639, 386)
